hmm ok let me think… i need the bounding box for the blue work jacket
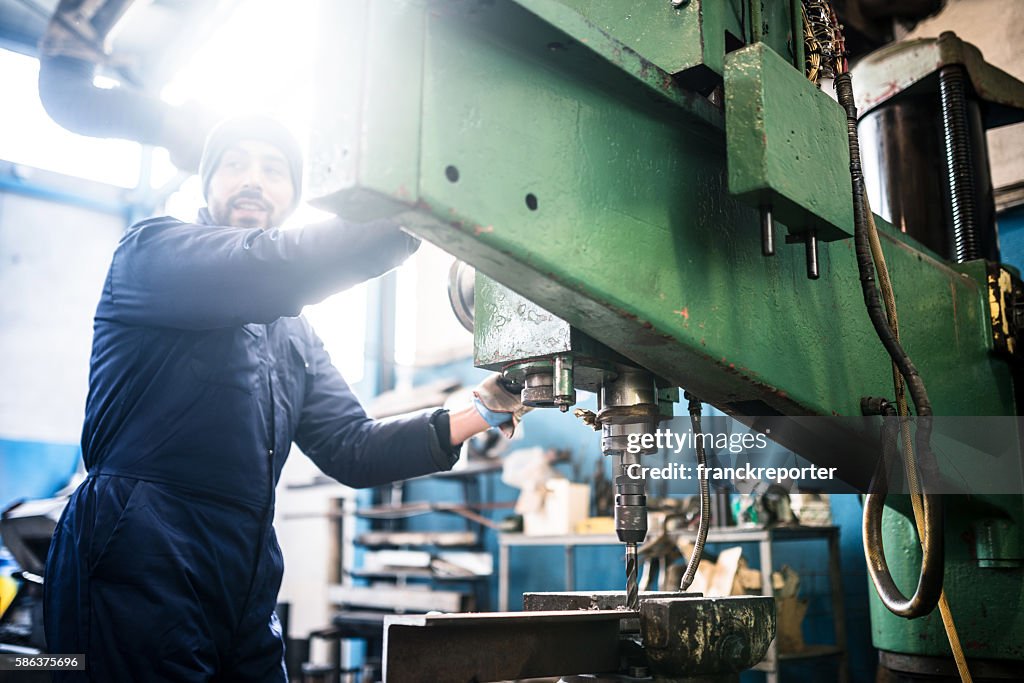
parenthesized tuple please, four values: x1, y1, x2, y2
(82, 209, 457, 506)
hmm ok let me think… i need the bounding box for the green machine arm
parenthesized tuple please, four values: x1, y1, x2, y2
(308, 0, 1024, 673)
(309, 0, 1007, 421)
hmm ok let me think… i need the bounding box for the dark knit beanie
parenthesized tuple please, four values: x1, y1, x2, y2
(198, 115, 303, 209)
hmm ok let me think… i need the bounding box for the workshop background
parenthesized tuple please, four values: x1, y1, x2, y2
(2, 1, 1024, 682)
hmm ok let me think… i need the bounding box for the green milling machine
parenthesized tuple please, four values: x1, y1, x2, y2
(307, 1, 1024, 681)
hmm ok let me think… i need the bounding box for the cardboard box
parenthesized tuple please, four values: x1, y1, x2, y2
(523, 480, 590, 536)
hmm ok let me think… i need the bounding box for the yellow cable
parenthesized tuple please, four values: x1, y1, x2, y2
(863, 195, 972, 682)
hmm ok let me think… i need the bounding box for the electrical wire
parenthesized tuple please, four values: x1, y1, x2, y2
(679, 393, 710, 591)
(837, 65, 944, 619)
(863, 197, 973, 681)
(823, 12, 970, 674)
(801, 0, 846, 85)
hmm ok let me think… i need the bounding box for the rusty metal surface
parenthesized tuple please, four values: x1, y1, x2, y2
(524, 590, 699, 612)
(641, 596, 776, 678)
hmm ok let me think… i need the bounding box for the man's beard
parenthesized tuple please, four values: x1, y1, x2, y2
(215, 189, 275, 229)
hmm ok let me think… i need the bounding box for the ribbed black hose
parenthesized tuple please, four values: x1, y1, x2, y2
(679, 393, 710, 592)
(837, 72, 943, 618)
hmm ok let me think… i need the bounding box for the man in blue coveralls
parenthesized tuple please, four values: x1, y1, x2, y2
(43, 116, 528, 681)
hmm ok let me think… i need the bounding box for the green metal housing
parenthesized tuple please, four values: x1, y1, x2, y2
(308, 0, 1024, 665)
(725, 42, 854, 241)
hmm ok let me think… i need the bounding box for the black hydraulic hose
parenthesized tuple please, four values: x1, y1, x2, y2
(679, 392, 710, 592)
(862, 399, 945, 618)
(838, 71, 943, 618)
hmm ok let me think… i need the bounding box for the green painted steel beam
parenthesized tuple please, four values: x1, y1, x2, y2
(310, 0, 1014, 422)
(542, 0, 793, 90)
(308, 0, 1024, 665)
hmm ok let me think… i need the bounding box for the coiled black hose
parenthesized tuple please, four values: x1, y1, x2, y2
(837, 72, 943, 618)
(861, 398, 945, 617)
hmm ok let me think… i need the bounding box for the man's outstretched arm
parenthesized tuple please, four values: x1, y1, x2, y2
(100, 215, 419, 329)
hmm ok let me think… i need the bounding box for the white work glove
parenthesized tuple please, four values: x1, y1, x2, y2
(472, 373, 533, 438)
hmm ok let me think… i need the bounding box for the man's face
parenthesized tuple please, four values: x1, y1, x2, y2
(207, 139, 296, 229)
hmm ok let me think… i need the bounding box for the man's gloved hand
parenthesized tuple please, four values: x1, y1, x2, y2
(472, 373, 533, 438)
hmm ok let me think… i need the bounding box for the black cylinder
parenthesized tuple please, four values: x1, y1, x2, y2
(858, 77, 998, 263)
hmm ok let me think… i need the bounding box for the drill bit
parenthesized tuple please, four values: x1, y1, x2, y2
(625, 542, 639, 612)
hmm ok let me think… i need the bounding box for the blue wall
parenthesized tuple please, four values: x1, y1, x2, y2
(0, 439, 79, 513)
(998, 205, 1024, 271)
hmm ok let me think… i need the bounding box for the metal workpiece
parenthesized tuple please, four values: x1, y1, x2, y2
(381, 594, 773, 681)
(525, 592, 777, 681)
(382, 609, 628, 682)
(640, 595, 776, 680)
(523, 590, 699, 612)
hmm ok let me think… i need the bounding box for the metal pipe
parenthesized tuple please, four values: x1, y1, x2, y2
(863, 405, 945, 618)
(37, 0, 210, 171)
(805, 229, 819, 279)
(792, 0, 805, 73)
(761, 205, 775, 256)
(750, 0, 762, 43)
